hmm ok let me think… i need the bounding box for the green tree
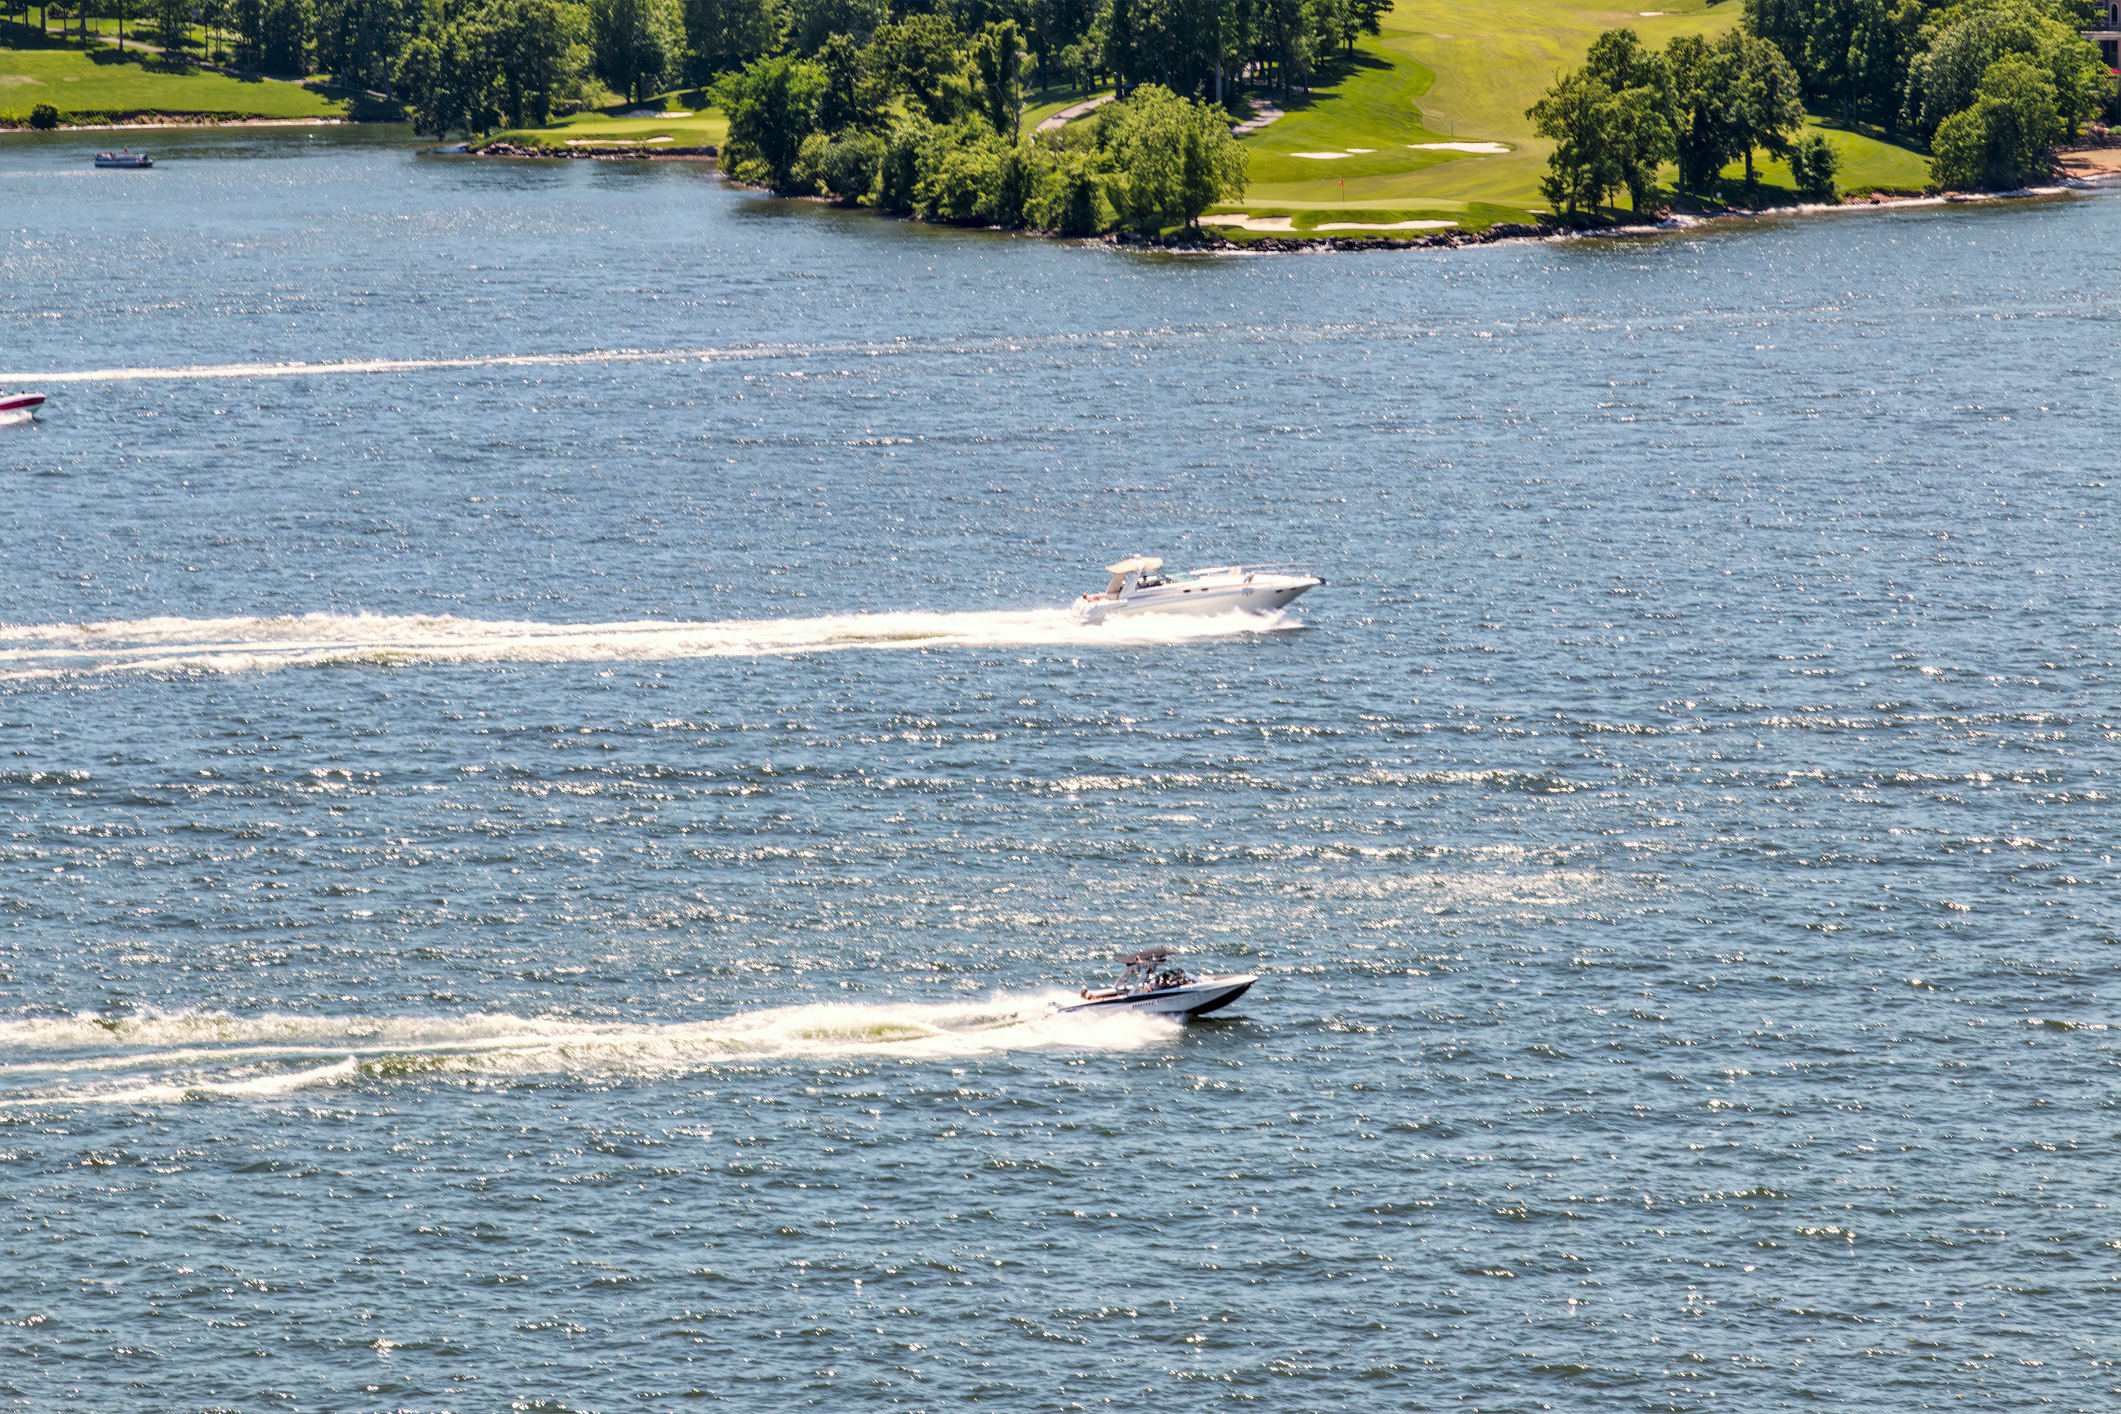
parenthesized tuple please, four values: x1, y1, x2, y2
(1728, 28, 1804, 186)
(1100, 0, 1132, 85)
(152, 0, 191, 49)
(394, 4, 489, 133)
(1903, 0, 2103, 140)
(680, 0, 776, 79)
(786, 0, 882, 54)
(1527, 69, 1617, 214)
(484, 0, 581, 125)
(1528, 28, 1676, 216)
(590, 0, 678, 102)
(715, 51, 826, 187)
(1097, 81, 1244, 228)
(1787, 130, 1840, 197)
(972, 18, 1022, 139)
(1929, 51, 2061, 186)
(1666, 32, 1739, 193)
(873, 14, 964, 119)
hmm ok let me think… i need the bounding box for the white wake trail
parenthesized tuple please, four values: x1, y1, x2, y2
(0, 606, 1300, 680)
(0, 999, 1182, 1106)
(0, 346, 773, 385)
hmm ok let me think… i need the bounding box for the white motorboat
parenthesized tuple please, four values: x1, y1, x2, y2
(93, 150, 154, 169)
(0, 392, 46, 418)
(1071, 556, 1322, 624)
(1058, 946, 1257, 1017)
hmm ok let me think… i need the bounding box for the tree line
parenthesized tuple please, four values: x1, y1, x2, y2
(0, 0, 1392, 122)
(1530, 0, 2109, 212)
(711, 42, 1245, 232)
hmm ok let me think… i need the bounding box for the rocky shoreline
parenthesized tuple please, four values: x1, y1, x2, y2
(470, 142, 718, 160)
(1118, 221, 1554, 253)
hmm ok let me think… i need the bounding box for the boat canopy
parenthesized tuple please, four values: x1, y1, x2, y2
(1105, 556, 1163, 576)
(1117, 946, 1174, 965)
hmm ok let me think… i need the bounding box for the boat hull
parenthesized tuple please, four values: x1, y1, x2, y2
(1074, 579, 1318, 625)
(0, 393, 45, 417)
(1058, 974, 1256, 1017)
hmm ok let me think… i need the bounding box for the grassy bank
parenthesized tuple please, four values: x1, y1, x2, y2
(1211, 0, 1930, 229)
(485, 95, 728, 151)
(0, 25, 351, 121)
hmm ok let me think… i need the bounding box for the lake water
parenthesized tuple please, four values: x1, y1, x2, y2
(2, 124, 2118, 1410)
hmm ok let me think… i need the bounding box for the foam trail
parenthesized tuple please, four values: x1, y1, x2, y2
(0, 606, 1300, 681)
(0, 1000, 1181, 1107)
(0, 346, 773, 385)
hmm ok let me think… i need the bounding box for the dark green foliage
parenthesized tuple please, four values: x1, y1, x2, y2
(30, 101, 58, 126)
(715, 51, 827, 188)
(801, 125, 887, 197)
(971, 19, 1021, 138)
(1527, 27, 1676, 214)
(786, 0, 885, 54)
(1787, 130, 1841, 197)
(682, 0, 777, 79)
(590, 0, 679, 102)
(871, 13, 965, 118)
(1100, 0, 1132, 85)
(1929, 51, 2062, 185)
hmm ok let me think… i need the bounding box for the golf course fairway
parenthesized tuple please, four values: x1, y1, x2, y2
(1214, 0, 1933, 227)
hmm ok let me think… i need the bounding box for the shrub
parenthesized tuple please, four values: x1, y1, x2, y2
(1029, 153, 1112, 234)
(30, 103, 60, 130)
(1787, 133, 1840, 202)
(800, 127, 886, 201)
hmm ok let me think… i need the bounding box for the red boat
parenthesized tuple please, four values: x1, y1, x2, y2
(0, 392, 47, 417)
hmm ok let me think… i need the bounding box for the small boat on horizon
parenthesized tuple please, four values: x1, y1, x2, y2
(0, 392, 47, 418)
(1071, 555, 1323, 624)
(93, 149, 153, 168)
(1058, 946, 1257, 1017)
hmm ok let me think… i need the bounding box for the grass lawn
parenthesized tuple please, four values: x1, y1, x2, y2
(486, 92, 728, 150)
(1020, 82, 1112, 131)
(0, 25, 348, 119)
(1230, 0, 1933, 217)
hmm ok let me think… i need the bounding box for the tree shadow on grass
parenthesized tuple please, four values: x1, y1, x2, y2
(86, 48, 204, 76)
(0, 18, 81, 49)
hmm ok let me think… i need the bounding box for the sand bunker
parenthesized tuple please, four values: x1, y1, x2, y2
(1207, 215, 1459, 232)
(1292, 151, 1354, 159)
(1409, 142, 1510, 153)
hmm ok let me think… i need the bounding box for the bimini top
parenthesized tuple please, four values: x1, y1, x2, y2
(1117, 946, 1175, 965)
(1105, 556, 1164, 576)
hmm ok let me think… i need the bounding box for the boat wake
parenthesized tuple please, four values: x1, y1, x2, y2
(0, 998, 1179, 1107)
(0, 605, 1303, 681)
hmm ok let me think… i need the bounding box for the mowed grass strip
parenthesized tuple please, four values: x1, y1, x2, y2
(0, 29, 346, 118)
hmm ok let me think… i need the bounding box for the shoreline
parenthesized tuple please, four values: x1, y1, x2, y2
(0, 116, 359, 133)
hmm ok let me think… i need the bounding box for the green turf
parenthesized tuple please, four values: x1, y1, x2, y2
(0, 26, 347, 119)
(1204, 199, 1542, 231)
(486, 91, 728, 150)
(1233, 0, 1933, 215)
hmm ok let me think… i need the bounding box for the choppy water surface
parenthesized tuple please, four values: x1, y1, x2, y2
(3, 126, 2119, 1410)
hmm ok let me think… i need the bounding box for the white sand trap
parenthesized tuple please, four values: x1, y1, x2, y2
(1410, 142, 1510, 153)
(1205, 215, 1459, 232)
(1312, 219, 1458, 231)
(1292, 151, 1354, 159)
(1348, 147, 1376, 152)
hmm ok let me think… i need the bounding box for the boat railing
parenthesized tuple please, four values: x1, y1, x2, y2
(1185, 562, 1318, 579)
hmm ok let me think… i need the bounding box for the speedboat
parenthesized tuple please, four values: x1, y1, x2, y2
(0, 392, 45, 418)
(93, 150, 153, 168)
(1058, 946, 1256, 1017)
(1071, 556, 1322, 624)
